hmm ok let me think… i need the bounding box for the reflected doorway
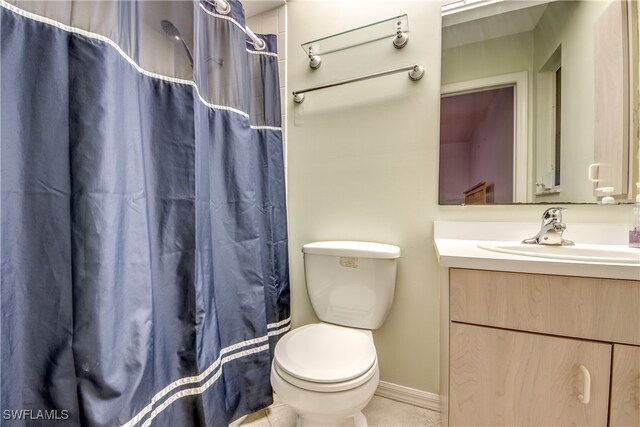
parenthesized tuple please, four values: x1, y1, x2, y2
(439, 71, 528, 205)
(439, 86, 515, 205)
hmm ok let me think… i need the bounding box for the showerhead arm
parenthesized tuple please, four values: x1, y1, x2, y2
(177, 39, 194, 68)
(161, 20, 193, 68)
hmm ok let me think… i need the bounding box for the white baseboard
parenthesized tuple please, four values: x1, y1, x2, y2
(375, 381, 440, 413)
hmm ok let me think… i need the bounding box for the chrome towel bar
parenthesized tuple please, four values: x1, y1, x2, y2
(292, 64, 424, 103)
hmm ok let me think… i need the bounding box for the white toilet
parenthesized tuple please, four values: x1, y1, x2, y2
(270, 241, 401, 427)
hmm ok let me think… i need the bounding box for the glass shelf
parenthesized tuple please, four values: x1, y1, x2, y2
(301, 14, 409, 57)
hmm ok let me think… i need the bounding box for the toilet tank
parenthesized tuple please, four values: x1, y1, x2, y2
(302, 241, 400, 330)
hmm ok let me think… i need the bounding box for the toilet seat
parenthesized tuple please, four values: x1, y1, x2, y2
(273, 358, 378, 392)
(273, 323, 378, 392)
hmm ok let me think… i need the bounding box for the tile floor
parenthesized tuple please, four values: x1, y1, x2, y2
(230, 394, 441, 427)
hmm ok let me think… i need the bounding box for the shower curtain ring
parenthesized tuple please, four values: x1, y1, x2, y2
(253, 39, 267, 51)
(211, 0, 231, 15)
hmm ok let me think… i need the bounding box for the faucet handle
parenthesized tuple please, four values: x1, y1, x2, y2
(542, 207, 566, 225)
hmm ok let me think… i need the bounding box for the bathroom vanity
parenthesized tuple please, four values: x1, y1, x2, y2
(434, 222, 640, 427)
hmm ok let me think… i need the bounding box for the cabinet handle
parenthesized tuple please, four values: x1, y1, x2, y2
(578, 365, 591, 404)
(587, 163, 599, 183)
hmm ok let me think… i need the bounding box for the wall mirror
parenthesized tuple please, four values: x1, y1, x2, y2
(439, 0, 639, 205)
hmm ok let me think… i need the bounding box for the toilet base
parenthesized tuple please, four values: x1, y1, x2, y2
(271, 361, 379, 427)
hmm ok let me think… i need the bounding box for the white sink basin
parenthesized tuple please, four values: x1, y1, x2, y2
(478, 242, 640, 265)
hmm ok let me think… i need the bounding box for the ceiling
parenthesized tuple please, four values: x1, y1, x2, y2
(442, 2, 550, 49)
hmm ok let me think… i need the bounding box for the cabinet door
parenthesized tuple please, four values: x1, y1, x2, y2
(450, 322, 611, 426)
(610, 344, 640, 426)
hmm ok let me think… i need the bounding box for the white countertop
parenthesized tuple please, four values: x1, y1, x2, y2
(434, 222, 640, 281)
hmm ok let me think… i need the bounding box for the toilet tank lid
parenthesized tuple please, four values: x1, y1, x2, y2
(302, 241, 401, 259)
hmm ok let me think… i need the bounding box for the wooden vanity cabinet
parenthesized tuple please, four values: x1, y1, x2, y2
(445, 268, 640, 427)
(611, 344, 640, 426)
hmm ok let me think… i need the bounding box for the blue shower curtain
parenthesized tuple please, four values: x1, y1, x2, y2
(0, 1, 289, 425)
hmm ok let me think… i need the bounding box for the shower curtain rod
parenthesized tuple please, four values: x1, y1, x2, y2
(292, 64, 424, 103)
(207, 0, 266, 50)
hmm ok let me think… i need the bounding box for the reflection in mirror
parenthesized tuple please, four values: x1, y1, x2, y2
(440, 87, 514, 204)
(439, 0, 639, 205)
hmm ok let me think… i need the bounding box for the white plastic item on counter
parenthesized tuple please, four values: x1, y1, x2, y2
(596, 187, 615, 204)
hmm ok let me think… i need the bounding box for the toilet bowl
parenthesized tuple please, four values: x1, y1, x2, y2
(271, 323, 380, 427)
(270, 241, 400, 427)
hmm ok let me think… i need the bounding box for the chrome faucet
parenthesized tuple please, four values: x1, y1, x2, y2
(522, 207, 574, 246)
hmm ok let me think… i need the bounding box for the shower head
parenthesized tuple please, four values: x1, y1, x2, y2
(161, 20, 181, 40)
(161, 19, 193, 67)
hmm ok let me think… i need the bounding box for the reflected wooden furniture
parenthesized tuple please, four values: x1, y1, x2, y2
(463, 181, 494, 204)
(593, 0, 639, 199)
